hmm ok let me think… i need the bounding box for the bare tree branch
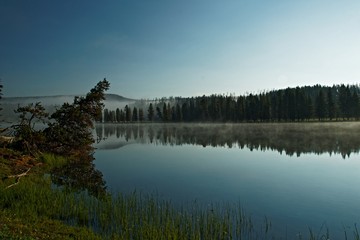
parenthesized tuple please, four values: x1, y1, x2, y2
(4, 168, 31, 189)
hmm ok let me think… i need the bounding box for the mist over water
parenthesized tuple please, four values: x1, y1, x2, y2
(95, 122, 360, 158)
(93, 123, 360, 238)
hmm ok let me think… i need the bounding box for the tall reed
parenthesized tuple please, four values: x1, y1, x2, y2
(1, 172, 359, 239)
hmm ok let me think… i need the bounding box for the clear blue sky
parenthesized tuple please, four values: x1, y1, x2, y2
(1, 0, 360, 98)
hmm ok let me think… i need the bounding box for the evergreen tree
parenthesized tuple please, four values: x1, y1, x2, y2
(276, 91, 284, 121)
(295, 88, 307, 121)
(246, 94, 259, 121)
(167, 103, 172, 121)
(284, 88, 296, 121)
(199, 95, 209, 121)
(12, 102, 49, 153)
(132, 107, 138, 122)
(338, 84, 352, 119)
(147, 103, 154, 121)
(116, 108, 121, 122)
(109, 110, 116, 122)
(103, 109, 110, 122)
(181, 102, 189, 121)
(45, 79, 110, 155)
(170, 106, 176, 121)
(162, 103, 168, 121)
(236, 96, 245, 122)
(175, 103, 182, 121)
(120, 109, 125, 122)
(97, 109, 103, 123)
(156, 106, 162, 120)
(139, 108, 144, 121)
(125, 105, 132, 122)
(189, 98, 196, 121)
(225, 96, 236, 121)
(259, 93, 270, 121)
(315, 90, 327, 121)
(305, 96, 313, 120)
(351, 91, 360, 119)
(327, 88, 336, 120)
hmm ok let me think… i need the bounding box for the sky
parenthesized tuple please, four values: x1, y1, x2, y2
(1, 0, 360, 99)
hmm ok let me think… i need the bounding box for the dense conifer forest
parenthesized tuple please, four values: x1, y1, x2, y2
(101, 84, 360, 123)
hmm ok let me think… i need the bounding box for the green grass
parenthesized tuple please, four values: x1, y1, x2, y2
(0, 211, 101, 240)
(38, 153, 68, 169)
(0, 176, 258, 239)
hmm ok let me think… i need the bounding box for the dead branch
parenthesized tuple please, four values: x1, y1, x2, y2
(4, 168, 31, 189)
(0, 136, 15, 144)
(6, 168, 31, 178)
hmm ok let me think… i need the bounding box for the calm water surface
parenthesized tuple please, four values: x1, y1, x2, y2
(93, 123, 360, 238)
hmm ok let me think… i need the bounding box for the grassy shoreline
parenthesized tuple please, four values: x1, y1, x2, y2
(0, 150, 257, 239)
(0, 151, 101, 239)
(1, 148, 360, 239)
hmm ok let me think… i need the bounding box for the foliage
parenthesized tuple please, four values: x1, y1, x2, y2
(10, 102, 49, 155)
(38, 153, 68, 170)
(10, 79, 110, 156)
(44, 79, 109, 155)
(147, 103, 154, 121)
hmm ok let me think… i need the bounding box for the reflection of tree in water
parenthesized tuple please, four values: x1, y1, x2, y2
(95, 123, 360, 159)
(51, 154, 107, 197)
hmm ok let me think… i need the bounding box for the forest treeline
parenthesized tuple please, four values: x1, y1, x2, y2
(101, 84, 360, 123)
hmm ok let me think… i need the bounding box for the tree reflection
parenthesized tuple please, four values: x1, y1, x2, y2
(51, 154, 107, 197)
(95, 123, 360, 158)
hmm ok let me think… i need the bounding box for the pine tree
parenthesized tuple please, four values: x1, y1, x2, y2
(125, 105, 132, 122)
(132, 107, 138, 122)
(305, 96, 313, 121)
(147, 103, 154, 121)
(175, 103, 182, 121)
(315, 90, 327, 121)
(139, 108, 144, 121)
(162, 103, 168, 121)
(109, 110, 116, 122)
(236, 96, 245, 122)
(327, 88, 336, 120)
(116, 108, 121, 122)
(295, 88, 307, 121)
(181, 103, 188, 121)
(351, 91, 360, 119)
(45, 79, 110, 155)
(156, 106, 162, 120)
(167, 103, 172, 121)
(103, 109, 110, 122)
(199, 95, 209, 121)
(338, 85, 352, 120)
(120, 109, 125, 122)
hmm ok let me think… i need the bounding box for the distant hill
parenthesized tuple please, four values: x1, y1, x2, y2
(0, 94, 136, 123)
(104, 93, 135, 102)
(2, 93, 134, 103)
